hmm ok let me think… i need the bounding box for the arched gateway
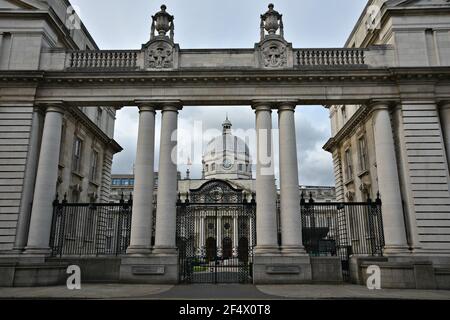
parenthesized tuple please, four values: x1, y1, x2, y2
(177, 180, 256, 284)
(3, 2, 450, 289)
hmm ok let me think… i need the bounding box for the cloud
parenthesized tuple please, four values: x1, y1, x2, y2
(112, 106, 335, 186)
(74, 0, 367, 186)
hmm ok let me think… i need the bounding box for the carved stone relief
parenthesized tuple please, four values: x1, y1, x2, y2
(145, 41, 174, 69)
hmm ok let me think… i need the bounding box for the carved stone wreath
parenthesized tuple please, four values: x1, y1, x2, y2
(209, 186, 224, 202)
(261, 41, 287, 68)
(145, 42, 174, 69)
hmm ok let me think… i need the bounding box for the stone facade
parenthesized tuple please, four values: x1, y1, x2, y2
(0, 0, 121, 254)
(1, 1, 450, 288)
(324, 0, 450, 288)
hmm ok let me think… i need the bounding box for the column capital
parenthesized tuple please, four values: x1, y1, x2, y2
(277, 101, 297, 112)
(137, 105, 156, 113)
(36, 101, 65, 114)
(438, 100, 450, 109)
(368, 100, 394, 112)
(252, 100, 274, 110)
(161, 104, 182, 113)
(134, 100, 183, 111)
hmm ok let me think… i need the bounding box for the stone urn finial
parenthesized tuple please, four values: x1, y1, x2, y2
(151, 4, 175, 41)
(260, 3, 284, 41)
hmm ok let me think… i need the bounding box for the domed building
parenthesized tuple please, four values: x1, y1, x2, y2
(202, 117, 252, 180)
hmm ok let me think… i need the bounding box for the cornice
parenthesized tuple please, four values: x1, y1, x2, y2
(323, 105, 371, 152)
(2, 67, 450, 86)
(69, 107, 123, 154)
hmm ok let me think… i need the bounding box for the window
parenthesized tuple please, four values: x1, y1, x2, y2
(59, 123, 66, 165)
(358, 136, 369, 172)
(96, 107, 103, 126)
(112, 179, 121, 186)
(344, 148, 354, 181)
(89, 150, 99, 181)
(72, 138, 83, 173)
(238, 164, 243, 171)
(129, 179, 134, 186)
(211, 163, 216, 171)
(341, 106, 347, 122)
(205, 164, 209, 172)
(121, 178, 129, 186)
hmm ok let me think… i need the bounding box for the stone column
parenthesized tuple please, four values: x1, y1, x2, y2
(278, 102, 305, 255)
(25, 105, 64, 255)
(440, 102, 450, 170)
(153, 104, 181, 254)
(253, 103, 278, 254)
(372, 102, 409, 254)
(13, 107, 44, 251)
(127, 105, 156, 254)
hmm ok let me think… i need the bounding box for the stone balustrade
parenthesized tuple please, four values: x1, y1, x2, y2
(57, 47, 393, 71)
(296, 49, 366, 67)
(67, 50, 140, 70)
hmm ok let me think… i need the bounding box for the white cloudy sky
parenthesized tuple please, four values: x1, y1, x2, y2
(70, 0, 368, 186)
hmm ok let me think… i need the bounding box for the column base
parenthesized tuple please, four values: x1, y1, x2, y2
(281, 245, 308, 256)
(253, 245, 280, 255)
(120, 253, 179, 284)
(0, 255, 67, 287)
(23, 246, 51, 256)
(152, 246, 178, 255)
(383, 245, 411, 257)
(126, 246, 153, 255)
(253, 253, 312, 284)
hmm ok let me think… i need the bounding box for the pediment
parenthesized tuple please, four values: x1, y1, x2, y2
(0, 0, 46, 10)
(388, 0, 450, 8)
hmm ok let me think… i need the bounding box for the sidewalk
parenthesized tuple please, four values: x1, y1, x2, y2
(0, 284, 450, 300)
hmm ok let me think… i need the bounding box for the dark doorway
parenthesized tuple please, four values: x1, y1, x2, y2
(238, 237, 249, 263)
(206, 237, 216, 261)
(222, 237, 232, 259)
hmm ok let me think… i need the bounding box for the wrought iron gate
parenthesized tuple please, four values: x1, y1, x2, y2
(176, 180, 256, 284)
(300, 193, 385, 281)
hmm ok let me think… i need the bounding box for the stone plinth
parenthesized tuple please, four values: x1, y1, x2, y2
(0, 260, 67, 287)
(120, 254, 178, 284)
(253, 254, 312, 284)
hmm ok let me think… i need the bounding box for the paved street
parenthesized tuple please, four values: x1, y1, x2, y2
(1, 284, 450, 300)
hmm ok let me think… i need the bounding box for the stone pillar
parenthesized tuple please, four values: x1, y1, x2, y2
(440, 102, 450, 170)
(372, 102, 409, 254)
(127, 105, 156, 254)
(153, 104, 181, 254)
(253, 103, 278, 254)
(13, 107, 44, 252)
(252, 103, 311, 284)
(25, 105, 64, 255)
(278, 102, 305, 255)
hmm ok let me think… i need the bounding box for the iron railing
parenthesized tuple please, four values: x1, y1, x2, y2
(299, 193, 385, 280)
(49, 194, 133, 257)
